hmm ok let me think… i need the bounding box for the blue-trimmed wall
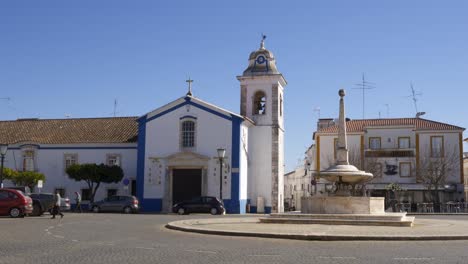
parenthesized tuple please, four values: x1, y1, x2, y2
(136, 97, 247, 213)
(136, 115, 147, 210)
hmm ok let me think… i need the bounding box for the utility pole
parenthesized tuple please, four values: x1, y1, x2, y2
(353, 73, 375, 119)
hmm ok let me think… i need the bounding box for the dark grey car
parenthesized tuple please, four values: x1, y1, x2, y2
(91, 195, 139, 214)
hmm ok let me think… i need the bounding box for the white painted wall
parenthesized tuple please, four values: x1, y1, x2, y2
(2, 143, 137, 202)
(143, 103, 233, 200)
(239, 123, 249, 200)
(247, 126, 272, 207)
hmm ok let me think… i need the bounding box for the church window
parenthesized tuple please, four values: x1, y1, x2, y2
(253, 91, 266, 115)
(181, 120, 196, 148)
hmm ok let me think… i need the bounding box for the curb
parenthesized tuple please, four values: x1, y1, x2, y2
(165, 220, 468, 241)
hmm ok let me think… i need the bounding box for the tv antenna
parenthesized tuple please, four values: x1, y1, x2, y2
(313, 107, 321, 119)
(113, 98, 118, 117)
(353, 73, 375, 119)
(407, 82, 422, 115)
(385, 104, 390, 118)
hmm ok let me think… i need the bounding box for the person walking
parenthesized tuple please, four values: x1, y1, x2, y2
(74, 191, 82, 213)
(51, 190, 64, 219)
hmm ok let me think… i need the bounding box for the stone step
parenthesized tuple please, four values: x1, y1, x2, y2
(269, 213, 408, 221)
(259, 217, 415, 227)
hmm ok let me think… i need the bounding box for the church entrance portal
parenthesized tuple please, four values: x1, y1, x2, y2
(172, 169, 202, 205)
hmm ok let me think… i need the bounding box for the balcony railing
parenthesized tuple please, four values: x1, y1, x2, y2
(365, 149, 415, 158)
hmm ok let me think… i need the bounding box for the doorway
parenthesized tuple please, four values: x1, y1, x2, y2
(172, 169, 202, 205)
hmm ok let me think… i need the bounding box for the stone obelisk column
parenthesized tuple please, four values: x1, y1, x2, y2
(336, 89, 349, 166)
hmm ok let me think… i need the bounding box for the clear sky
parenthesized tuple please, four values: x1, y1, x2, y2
(1, 1, 467, 171)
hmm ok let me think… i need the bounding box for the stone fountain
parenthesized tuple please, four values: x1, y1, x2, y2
(260, 89, 415, 226)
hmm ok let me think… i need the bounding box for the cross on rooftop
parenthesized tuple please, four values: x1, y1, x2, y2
(186, 78, 193, 96)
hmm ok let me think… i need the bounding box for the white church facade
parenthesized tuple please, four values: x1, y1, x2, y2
(0, 40, 286, 214)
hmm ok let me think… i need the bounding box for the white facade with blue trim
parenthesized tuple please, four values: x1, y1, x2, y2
(137, 40, 286, 213)
(0, 41, 286, 214)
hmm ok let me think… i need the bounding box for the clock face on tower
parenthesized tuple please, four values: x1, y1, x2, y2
(256, 55, 266, 64)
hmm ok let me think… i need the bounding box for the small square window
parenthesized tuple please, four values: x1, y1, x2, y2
(81, 189, 91, 201)
(106, 154, 121, 167)
(369, 137, 381, 150)
(64, 154, 78, 171)
(400, 162, 412, 177)
(398, 137, 410, 149)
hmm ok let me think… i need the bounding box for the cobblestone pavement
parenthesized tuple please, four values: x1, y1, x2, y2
(1, 214, 468, 264)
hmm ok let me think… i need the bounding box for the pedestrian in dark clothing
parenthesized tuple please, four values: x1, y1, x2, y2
(51, 191, 64, 219)
(74, 191, 82, 213)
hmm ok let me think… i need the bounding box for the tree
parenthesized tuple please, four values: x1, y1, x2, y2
(66, 163, 124, 203)
(416, 146, 460, 205)
(7, 171, 45, 191)
(2, 167, 19, 180)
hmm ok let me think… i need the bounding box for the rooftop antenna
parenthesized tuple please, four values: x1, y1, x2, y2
(407, 82, 422, 115)
(385, 104, 390, 118)
(353, 73, 375, 119)
(113, 98, 118, 117)
(313, 107, 321, 119)
(186, 77, 193, 96)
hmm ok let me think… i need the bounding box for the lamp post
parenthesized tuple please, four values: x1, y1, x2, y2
(217, 148, 226, 202)
(0, 144, 8, 189)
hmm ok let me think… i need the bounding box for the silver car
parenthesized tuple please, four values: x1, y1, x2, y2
(90, 195, 139, 214)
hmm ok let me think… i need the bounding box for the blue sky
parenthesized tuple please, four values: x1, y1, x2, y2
(1, 1, 467, 171)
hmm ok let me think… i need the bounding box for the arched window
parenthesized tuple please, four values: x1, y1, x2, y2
(181, 120, 196, 148)
(253, 91, 266, 115)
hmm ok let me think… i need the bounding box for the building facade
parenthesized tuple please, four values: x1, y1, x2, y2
(311, 118, 465, 206)
(0, 41, 286, 214)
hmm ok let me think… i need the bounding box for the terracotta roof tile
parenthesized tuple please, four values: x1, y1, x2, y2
(0, 117, 138, 145)
(317, 118, 464, 134)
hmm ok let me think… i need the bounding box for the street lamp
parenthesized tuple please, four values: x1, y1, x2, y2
(217, 148, 226, 201)
(0, 144, 8, 189)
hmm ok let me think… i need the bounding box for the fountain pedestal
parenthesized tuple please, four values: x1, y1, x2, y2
(301, 196, 384, 214)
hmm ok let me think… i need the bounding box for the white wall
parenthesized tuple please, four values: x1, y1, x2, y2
(248, 126, 272, 206)
(144, 103, 233, 199)
(2, 143, 137, 202)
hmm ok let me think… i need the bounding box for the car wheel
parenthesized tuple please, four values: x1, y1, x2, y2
(210, 208, 218, 215)
(92, 206, 100, 213)
(177, 207, 185, 215)
(32, 204, 42, 216)
(9, 208, 21, 218)
(123, 206, 132, 214)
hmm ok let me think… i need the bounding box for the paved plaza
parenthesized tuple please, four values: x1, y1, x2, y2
(1, 213, 468, 264)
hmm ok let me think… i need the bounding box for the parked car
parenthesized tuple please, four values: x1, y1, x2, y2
(0, 189, 33, 218)
(29, 193, 71, 216)
(29, 193, 55, 216)
(91, 195, 139, 214)
(172, 196, 225, 215)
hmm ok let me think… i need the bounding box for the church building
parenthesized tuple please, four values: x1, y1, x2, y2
(0, 40, 286, 214)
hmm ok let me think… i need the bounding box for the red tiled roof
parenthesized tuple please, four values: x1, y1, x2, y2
(0, 117, 138, 145)
(317, 118, 464, 134)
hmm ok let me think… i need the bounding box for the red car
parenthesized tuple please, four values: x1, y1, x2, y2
(0, 189, 33, 218)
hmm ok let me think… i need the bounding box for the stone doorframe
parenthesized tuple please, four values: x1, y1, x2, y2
(161, 151, 210, 212)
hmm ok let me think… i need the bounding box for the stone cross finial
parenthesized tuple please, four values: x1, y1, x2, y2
(186, 78, 193, 96)
(336, 89, 349, 165)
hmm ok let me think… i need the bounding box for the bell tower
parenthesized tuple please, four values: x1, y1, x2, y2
(237, 37, 287, 213)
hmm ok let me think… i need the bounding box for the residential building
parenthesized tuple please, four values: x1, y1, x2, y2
(311, 118, 465, 206)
